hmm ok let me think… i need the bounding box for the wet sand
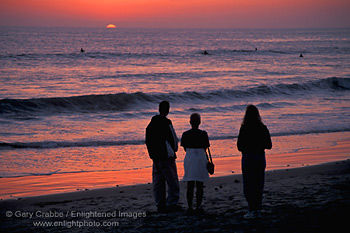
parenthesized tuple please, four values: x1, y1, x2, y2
(1, 140, 349, 200)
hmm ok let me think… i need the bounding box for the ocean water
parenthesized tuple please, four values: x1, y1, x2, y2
(0, 27, 350, 178)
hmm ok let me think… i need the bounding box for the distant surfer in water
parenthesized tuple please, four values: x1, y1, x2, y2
(80, 48, 85, 53)
(299, 53, 303, 57)
(202, 50, 209, 55)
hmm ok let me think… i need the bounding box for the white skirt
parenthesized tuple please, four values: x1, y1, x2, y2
(183, 148, 209, 182)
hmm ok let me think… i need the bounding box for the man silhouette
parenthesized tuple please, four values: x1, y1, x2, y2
(146, 101, 181, 212)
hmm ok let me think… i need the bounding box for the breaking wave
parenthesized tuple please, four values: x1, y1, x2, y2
(0, 77, 349, 116)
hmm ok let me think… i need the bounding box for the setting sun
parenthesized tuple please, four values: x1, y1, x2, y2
(106, 24, 117, 29)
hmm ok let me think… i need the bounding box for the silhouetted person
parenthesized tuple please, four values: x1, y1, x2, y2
(255, 48, 258, 51)
(80, 48, 85, 53)
(237, 105, 272, 219)
(181, 113, 210, 213)
(202, 50, 209, 55)
(299, 53, 303, 57)
(146, 101, 181, 213)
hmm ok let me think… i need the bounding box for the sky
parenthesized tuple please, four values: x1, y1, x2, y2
(0, 0, 349, 28)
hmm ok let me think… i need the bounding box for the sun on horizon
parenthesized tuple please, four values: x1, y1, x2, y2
(106, 24, 117, 29)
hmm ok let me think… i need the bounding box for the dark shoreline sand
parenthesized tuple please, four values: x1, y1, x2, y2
(1, 158, 349, 232)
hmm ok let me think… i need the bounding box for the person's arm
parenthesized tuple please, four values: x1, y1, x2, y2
(237, 126, 245, 152)
(181, 132, 187, 152)
(203, 131, 210, 149)
(163, 119, 175, 150)
(264, 126, 272, 150)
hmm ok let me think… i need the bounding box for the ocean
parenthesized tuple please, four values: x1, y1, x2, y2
(0, 27, 349, 180)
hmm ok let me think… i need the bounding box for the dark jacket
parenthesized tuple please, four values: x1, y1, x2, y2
(237, 123, 272, 155)
(145, 115, 177, 161)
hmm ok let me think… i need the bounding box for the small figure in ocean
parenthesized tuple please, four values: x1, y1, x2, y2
(255, 48, 258, 51)
(202, 50, 209, 55)
(181, 113, 211, 213)
(80, 48, 85, 53)
(237, 105, 272, 219)
(299, 53, 303, 57)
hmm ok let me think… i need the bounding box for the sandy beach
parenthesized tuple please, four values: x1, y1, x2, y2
(1, 142, 349, 232)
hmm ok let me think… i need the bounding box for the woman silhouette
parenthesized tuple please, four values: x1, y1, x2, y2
(237, 105, 272, 219)
(181, 113, 210, 212)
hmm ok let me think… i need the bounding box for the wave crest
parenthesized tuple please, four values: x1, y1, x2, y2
(0, 77, 349, 116)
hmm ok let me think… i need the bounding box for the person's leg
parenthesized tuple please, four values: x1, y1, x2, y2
(162, 159, 180, 207)
(152, 161, 166, 212)
(249, 167, 260, 211)
(256, 157, 266, 211)
(195, 181, 204, 208)
(187, 181, 195, 209)
(246, 157, 266, 218)
(242, 156, 254, 212)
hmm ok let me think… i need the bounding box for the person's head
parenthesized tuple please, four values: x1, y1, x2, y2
(242, 105, 262, 126)
(190, 113, 201, 128)
(159, 101, 170, 116)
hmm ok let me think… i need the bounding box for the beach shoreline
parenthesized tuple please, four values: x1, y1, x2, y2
(0, 158, 349, 232)
(0, 139, 349, 200)
(0, 138, 349, 232)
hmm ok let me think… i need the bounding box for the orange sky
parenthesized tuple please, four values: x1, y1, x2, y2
(0, 0, 349, 28)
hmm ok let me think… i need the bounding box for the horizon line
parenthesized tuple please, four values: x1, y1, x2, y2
(1, 25, 350, 30)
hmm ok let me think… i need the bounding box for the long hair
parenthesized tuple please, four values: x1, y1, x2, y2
(242, 105, 263, 126)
